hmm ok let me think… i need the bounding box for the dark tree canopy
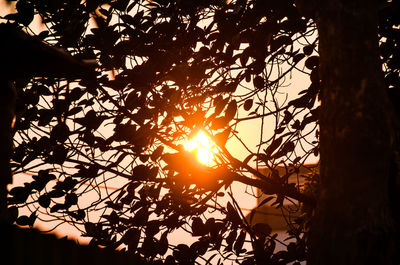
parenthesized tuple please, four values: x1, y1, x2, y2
(3, 0, 400, 264)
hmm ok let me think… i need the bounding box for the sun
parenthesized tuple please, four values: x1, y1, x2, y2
(183, 130, 219, 165)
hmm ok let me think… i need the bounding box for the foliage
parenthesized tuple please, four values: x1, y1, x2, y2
(3, 0, 399, 264)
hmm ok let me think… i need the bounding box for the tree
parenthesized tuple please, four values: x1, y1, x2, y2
(303, 1, 400, 264)
(0, 22, 95, 222)
(4, 0, 400, 264)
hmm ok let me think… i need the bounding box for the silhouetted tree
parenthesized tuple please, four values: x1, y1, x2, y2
(4, 0, 400, 264)
(0, 22, 95, 223)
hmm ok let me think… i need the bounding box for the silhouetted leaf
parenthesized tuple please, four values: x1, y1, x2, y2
(293, 53, 305, 64)
(265, 136, 283, 157)
(38, 30, 49, 39)
(84, 222, 97, 237)
(234, 230, 246, 255)
(8, 186, 31, 205)
(225, 230, 237, 252)
(16, 214, 34, 226)
(214, 95, 229, 116)
(149, 144, 163, 161)
(191, 238, 209, 256)
(110, 0, 129, 11)
(38, 194, 51, 208)
(226, 202, 242, 225)
(50, 123, 70, 143)
(258, 196, 275, 209)
(243, 98, 253, 111)
(16, 0, 34, 26)
(192, 217, 208, 236)
(240, 48, 250, 66)
(158, 231, 169, 255)
(69, 209, 86, 220)
(252, 223, 272, 238)
(253, 76, 264, 89)
(132, 164, 157, 181)
(305, 56, 319, 70)
(303, 44, 315, 56)
(270, 35, 292, 52)
(50, 203, 66, 213)
(65, 193, 78, 207)
(38, 109, 54, 126)
(48, 145, 68, 164)
(225, 100, 237, 121)
(211, 117, 228, 130)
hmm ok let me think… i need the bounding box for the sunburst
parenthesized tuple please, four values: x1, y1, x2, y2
(183, 130, 219, 165)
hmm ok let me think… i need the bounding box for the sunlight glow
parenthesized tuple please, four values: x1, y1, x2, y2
(183, 130, 219, 165)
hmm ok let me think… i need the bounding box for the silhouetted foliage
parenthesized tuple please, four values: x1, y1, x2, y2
(4, 0, 400, 264)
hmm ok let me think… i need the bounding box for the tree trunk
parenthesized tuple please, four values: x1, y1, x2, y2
(0, 81, 16, 223)
(310, 0, 397, 264)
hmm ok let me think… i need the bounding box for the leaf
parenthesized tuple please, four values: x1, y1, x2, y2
(265, 136, 283, 157)
(305, 56, 319, 70)
(240, 47, 250, 67)
(68, 209, 85, 221)
(214, 96, 228, 116)
(293, 156, 302, 164)
(68, 106, 83, 116)
(50, 203, 66, 213)
(28, 211, 37, 227)
(16, 0, 34, 26)
(158, 231, 169, 255)
(225, 100, 237, 121)
(65, 193, 78, 207)
(252, 223, 272, 238)
(192, 217, 208, 236)
(243, 99, 253, 111)
(49, 145, 68, 165)
(225, 230, 237, 252)
(84, 222, 97, 237)
(270, 35, 292, 52)
(110, 0, 129, 11)
(191, 239, 209, 256)
(34, 84, 52, 95)
(233, 230, 246, 255)
(141, 236, 158, 257)
(278, 141, 295, 157)
(7, 206, 18, 223)
(8, 186, 31, 204)
(253, 76, 264, 89)
(226, 202, 242, 225)
(275, 127, 285, 134)
(50, 123, 70, 143)
(211, 117, 228, 130)
(16, 215, 31, 226)
(214, 129, 230, 147)
(151, 145, 164, 161)
(38, 30, 49, 39)
(48, 189, 65, 198)
(257, 196, 275, 208)
(131, 207, 149, 226)
(132, 164, 158, 181)
(303, 44, 315, 56)
(293, 53, 305, 64)
(38, 194, 51, 208)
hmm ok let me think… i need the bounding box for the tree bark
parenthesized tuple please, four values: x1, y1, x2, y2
(309, 0, 397, 264)
(0, 81, 16, 223)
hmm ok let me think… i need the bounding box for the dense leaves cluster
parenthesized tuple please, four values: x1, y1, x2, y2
(4, 0, 399, 264)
